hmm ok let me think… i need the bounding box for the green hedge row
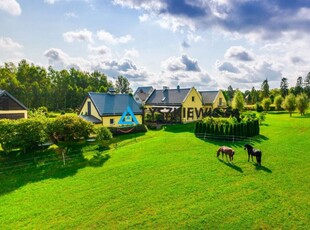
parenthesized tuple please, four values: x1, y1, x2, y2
(194, 119, 259, 138)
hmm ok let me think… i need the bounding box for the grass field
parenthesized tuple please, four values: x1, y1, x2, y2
(0, 112, 309, 229)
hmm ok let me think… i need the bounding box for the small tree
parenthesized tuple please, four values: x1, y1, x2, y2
(259, 112, 266, 125)
(232, 89, 245, 111)
(48, 115, 94, 144)
(96, 126, 113, 147)
(274, 95, 284, 112)
(282, 93, 296, 117)
(261, 97, 272, 112)
(296, 93, 309, 116)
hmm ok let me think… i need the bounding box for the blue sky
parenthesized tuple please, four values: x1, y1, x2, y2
(1, 0, 310, 91)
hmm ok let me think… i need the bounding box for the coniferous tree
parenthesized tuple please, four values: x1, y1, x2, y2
(295, 76, 303, 95)
(280, 77, 289, 97)
(261, 79, 270, 98)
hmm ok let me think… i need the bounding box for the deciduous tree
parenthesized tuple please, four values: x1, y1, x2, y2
(232, 89, 244, 111)
(296, 93, 309, 116)
(282, 93, 296, 117)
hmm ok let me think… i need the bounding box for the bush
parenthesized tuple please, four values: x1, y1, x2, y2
(0, 118, 47, 154)
(96, 126, 113, 147)
(255, 103, 263, 112)
(47, 115, 94, 143)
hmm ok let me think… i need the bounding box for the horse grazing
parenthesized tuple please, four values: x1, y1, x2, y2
(217, 146, 235, 162)
(244, 144, 262, 166)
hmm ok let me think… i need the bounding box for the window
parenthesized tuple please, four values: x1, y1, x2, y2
(110, 119, 114, 125)
(219, 98, 222, 106)
(192, 96, 195, 102)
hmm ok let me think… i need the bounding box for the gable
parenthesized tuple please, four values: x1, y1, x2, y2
(182, 87, 203, 106)
(0, 90, 27, 111)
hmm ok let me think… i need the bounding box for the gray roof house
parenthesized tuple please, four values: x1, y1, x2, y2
(199, 90, 227, 108)
(79, 90, 143, 126)
(0, 89, 28, 119)
(144, 86, 203, 123)
(133, 86, 154, 105)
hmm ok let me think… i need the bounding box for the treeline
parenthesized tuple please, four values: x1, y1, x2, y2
(0, 60, 123, 111)
(224, 74, 310, 104)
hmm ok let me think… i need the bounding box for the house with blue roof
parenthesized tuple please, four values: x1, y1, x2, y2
(78, 89, 143, 127)
(0, 89, 28, 119)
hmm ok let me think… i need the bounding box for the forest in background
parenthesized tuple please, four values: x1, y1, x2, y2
(1, 59, 309, 111)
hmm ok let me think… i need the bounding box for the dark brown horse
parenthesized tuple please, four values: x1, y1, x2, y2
(244, 144, 262, 166)
(217, 146, 235, 162)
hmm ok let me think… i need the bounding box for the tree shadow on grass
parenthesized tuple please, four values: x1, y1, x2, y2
(218, 158, 243, 173)
(0, 143, 110, 196)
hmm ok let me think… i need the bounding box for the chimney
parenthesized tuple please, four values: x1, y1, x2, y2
(163, 86, 169, 91)
(177, 85, 180, 91)
(108, 87, 116, 95)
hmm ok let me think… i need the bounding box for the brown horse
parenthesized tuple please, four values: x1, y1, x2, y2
(217, 146, 235, 162)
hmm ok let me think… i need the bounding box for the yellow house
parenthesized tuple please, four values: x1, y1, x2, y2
(144, 86, 204, 123)
(0, 89, 28, 119)
(79, 90, 143, 127)
(200, 90, 228, 110)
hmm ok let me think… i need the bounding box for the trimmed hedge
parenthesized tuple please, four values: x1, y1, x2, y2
(194, 119, 259, 139)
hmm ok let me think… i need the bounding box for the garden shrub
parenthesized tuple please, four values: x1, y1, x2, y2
(0, 118, 48, 154)
(47, 115, 94, 143)
(95, 126, 113, 147)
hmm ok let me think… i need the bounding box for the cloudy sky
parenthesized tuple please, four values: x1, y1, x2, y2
(1, 0, 310, 91)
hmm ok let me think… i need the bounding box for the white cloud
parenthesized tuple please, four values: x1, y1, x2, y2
(44, 48, 91, 70)
(44, 0, 58, 4)
(0, 0, 21, 16)
(124, 48, 140, 59)
(44, 0, 91, 4)
(63, 29, 93, 43)
(160, 54, 214, 89)
(87, 45, 112, 60)
(225, 46, 254, 61)
(0, 37, 22, 49)
(162, 54, 201, 72)
(97, 30, 133, 45)
(65, 12, 78, 18)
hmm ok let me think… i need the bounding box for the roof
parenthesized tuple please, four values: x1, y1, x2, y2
(199, 91, 219, 105)
(0, 89, 28, 110)
(79, 115, 101, 124)
(134, 86, 153, 102)
(146, 88, 191, 105)
(87, 92, 142, 116)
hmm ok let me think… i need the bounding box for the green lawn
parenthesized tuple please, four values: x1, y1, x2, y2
(0, 112, 310, 229)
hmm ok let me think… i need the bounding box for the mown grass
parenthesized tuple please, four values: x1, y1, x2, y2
(0, 112, 309, 229)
